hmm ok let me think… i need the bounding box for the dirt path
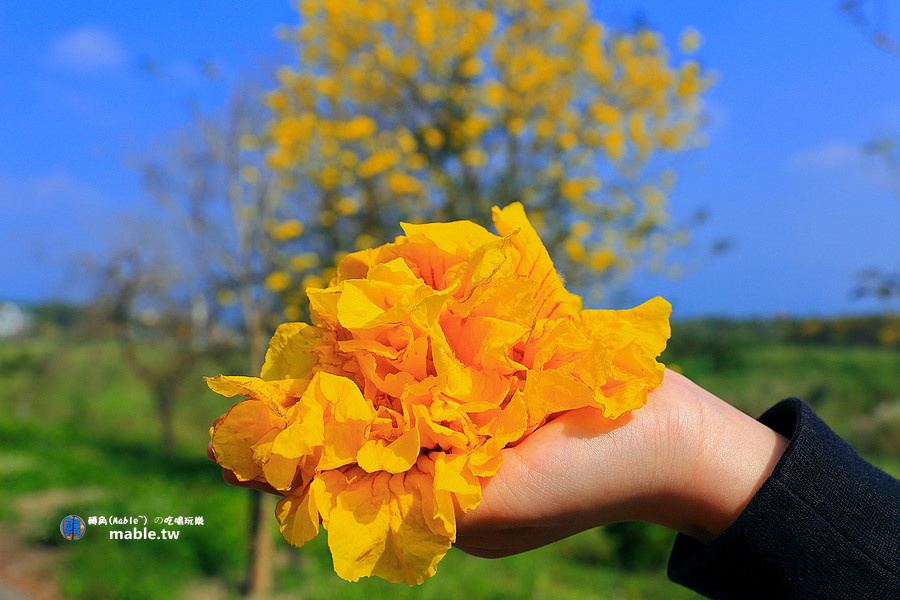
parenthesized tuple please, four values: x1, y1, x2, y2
(0, 582, 32, 600)
(0, 536, 64, 600)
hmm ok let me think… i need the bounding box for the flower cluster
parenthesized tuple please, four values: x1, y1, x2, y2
(259, 0, 715, 314)
(207, 203, 670, 584)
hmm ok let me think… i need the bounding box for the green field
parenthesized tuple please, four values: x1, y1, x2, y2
(1, 318, 898, 599)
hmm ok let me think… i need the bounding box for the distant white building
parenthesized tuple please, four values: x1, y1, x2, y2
(0, 302, 33, 338)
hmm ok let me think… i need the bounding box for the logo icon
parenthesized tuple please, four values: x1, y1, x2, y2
(60, 515, 85, 540)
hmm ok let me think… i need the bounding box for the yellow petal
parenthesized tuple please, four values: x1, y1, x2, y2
(261, 452, 302, 492)
(206, 375, 281, 403)
(522, 370, 597, 430)
(304, 372, 376, 470)
(432, 453, 481, 512)
(335, 280, 387, 329)
(277, 487, 320, 547)
(411, 404, 469, 453)
(579, 296, 672, 357)
(205, 375, 309, 410)
(491, 202, 580, 319)
(357, 425, 421, 473)
(449, 237, 535, 323)
(210, 399, 286, 481)
(523, 317, 591, 371)
(366, 256, 422, 288)
(446, 315, 529, 374)
(261, 322, 319, 380)
(412, 456, 457, 537)
(263, 394, 326, 490)
(468, 385, 527, 436)
(306, 286, 341, 328)
(599, 341, 666, 418)
(322, 468, 451, 585)
(580, 297, 672, 417)
(335, 247, 379, 282)
(400, 220, 499, 258)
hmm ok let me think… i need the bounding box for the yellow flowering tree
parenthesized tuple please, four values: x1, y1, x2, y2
(263, 0, 713, 307)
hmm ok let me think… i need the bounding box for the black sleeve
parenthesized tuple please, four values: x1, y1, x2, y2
(667, 398, 900, 599)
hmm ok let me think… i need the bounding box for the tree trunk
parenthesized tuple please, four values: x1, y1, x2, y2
(155, 382, 175, 456)
(245, 492, 276, 598)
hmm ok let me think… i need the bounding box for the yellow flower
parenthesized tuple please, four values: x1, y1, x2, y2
(406, 152, 428, 170)
(508, 116, 526, 136)
(560, 178, 597, 202)
(422, 128, 445, 148)
(558, 131, 578, 150)
(460, 148, 488, 167)
(591, 103, 621, 126)
(604, 128, 625, 159)
(267, 91, 288, 112)
(564, 236, 586, 261)
(387, 171, 422, 195)
(459, 56, 483, 78)
(208, 204, 671, 585)
(570, 220, 591, 238)
(271, 219, 304, 241)
(336, 196, 359, 216)
(335, 115, 378, 139)
(679, 27, 703, 54)
(589, 247, 616, 271)
(284, 304, 301, 321)
(290, 252, 320, 272)
(358, 149, 401, 178)
(301, 274, 324, 290)
(354, 233, 377, 250)
(264, 271, 291, 292)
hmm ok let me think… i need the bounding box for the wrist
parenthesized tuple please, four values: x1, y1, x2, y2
(645, 371, 788, 543)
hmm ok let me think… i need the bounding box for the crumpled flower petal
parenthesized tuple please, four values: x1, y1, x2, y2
(207, 202, 671, 585)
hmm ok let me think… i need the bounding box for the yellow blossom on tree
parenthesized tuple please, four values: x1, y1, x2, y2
(422, 128, 445, 148)
(261, 0, 713, 318)
(264, 271, 292, 292)
(208, 204, 671, 585)
(679, 26, 703, 54)
(290, 252, 320, 272)
(270, 219, 304, 241)
(571, 220, 592, 238)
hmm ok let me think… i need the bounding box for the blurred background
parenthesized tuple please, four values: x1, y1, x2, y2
(1, 1, 899, 598)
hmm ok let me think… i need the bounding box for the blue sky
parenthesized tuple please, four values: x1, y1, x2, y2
(2, 1, 899, 318)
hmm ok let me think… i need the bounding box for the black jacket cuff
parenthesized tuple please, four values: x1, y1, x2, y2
(667, 398, 900, 599)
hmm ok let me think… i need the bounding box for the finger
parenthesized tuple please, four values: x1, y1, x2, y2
(452, 544, 517, 559)
(220, 468, 280, 495)
(454, 532, 558, 558)
(455, 522, 584, 556)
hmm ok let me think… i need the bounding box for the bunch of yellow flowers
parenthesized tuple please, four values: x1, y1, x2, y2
(207, 203, 670, 584)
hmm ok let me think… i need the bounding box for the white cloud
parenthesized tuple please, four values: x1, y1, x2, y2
(50, 26, 127, 72)
(788, 139, 898, 195)
(789, 140, 863, 170)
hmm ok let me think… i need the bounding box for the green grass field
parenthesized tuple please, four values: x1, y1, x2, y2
(1, 318, 897, 599)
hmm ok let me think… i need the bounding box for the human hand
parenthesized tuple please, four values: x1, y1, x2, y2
(454, 369, 789, 557)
